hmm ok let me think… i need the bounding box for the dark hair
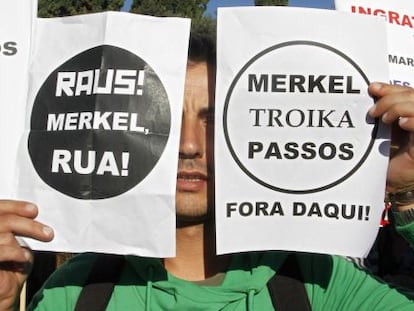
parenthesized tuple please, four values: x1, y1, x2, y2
(188, 21, 216, 65)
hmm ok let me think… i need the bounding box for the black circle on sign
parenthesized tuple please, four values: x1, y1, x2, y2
(28, 45, 171, 199)
(223, 40, 378, 194)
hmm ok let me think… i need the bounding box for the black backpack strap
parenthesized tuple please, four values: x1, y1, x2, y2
(74, 254, 125, 311)
(267, 253, 312, 311)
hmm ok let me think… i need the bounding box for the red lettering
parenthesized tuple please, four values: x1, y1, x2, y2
(388, 11, 401, 25)
(401, 15, 414, 28)
(350, 6, 414, 29)
(373, 9, 386, 17)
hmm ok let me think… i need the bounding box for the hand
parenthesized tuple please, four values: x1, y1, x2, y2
(0, 200, 53, 311)
(368, 83, 414, 193)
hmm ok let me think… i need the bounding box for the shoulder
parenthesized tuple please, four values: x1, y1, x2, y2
(396, 221, 414, 247)
(294, 252, 367, 278)
(28, 253, 102, 310)
(48, 253, 100, 286)
(261, 251, 363, 285)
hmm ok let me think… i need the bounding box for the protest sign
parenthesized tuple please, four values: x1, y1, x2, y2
(215, 7, 389, 257)
(0, 1, 36, 198)
(335, 0, 414, 88)
(18, 12, 190, 257)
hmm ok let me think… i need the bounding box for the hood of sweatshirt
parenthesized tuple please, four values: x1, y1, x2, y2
(125, 252, 289, 310)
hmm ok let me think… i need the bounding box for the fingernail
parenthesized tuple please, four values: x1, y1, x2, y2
(43, 226, 53, 236)
(25, 203, 36, 212)
(399, 117, 408, 125)
(370, 82, 382, 92)
(368, 105, 376, 115)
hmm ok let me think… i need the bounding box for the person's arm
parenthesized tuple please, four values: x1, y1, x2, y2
(368, 83, 414, 240)
(0, 200, 53, 311)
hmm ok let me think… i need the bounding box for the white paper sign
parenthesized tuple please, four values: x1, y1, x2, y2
(335, 0, 414, 88)
(215, 7, 389, 257)
(0, 1, 36, 198)
(18, 12, 190, 257)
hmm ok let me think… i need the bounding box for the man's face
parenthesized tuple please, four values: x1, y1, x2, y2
(175, 60, 215, 223)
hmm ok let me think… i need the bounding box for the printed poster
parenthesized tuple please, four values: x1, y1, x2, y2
(336, 0, 414, 88)
(0, 1, 36, 198)
(18, 12, 190, 257)
(215, 7, 389, 257)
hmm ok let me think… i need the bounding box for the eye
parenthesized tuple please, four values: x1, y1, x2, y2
(200, 107, 215, 125)
(205, 112, 215, 124)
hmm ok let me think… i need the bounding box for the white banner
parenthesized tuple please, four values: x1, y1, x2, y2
(0, 1, 37, 198)
(215, 7, 389, 257)
(17, 12, 190, 257)
(335, 0, 414, 88)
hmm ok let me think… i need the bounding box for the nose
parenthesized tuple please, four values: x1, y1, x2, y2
(179, 116, 203, 159)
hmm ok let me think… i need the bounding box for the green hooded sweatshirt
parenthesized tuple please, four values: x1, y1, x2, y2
(29, 229, 414, 311)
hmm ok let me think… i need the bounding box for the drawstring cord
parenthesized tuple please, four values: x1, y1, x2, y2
(145, 266, 154, 311)
(247, 289, 255, 311)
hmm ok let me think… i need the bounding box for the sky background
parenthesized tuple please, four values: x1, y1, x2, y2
(121, 0, 336, 15)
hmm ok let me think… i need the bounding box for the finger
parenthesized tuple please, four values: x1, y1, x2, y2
(0, 214, 54, 242)
(0, 232, 22, 247)
(368, 85, 414, 121)
(0, 200, 38, 219)
(0, 245, 32, 265)
(0, 201, 53, 242)
(398, 117, 414, 132)
(368, 82, 413, 98)
(389, 122, 409, 156)
(379, 101, 414, 124)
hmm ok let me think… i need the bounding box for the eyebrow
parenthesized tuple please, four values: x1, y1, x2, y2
(199, 106, 215, 117)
